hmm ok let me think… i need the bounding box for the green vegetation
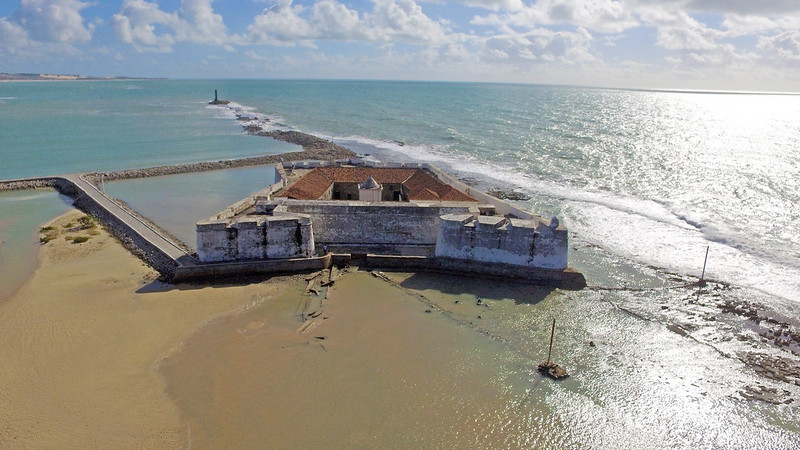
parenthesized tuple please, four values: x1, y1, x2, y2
(40, 226, 58, 244)
(40, 215, 97, 245)
(77, 216, 96, 230)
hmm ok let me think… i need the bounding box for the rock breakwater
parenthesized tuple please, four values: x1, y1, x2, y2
(81, 129, 355, 184)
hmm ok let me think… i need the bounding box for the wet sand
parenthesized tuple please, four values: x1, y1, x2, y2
(159, 269, 528, 448)
(0, 210, 293, 447)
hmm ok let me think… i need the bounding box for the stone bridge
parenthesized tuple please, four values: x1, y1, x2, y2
(1, 174, 197, 277)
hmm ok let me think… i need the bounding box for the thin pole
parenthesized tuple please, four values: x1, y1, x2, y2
(546, 318, 555, 366)
(700, 246, 709, 281)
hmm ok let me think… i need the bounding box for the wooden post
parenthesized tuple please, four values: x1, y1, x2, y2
(700, 246, 709, 282)
(546, 318, 555, 366)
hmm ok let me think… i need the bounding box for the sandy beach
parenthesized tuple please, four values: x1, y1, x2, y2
(0, 210, 536, 448)
(0, 210, 293, 447)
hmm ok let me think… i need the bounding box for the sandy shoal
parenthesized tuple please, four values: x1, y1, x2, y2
(0, 210, 295, 448)
(159, 270, 530, 448)
(0, 209, 536, 448)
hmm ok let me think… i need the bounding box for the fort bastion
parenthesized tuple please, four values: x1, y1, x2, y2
(196, 159, 570, 278)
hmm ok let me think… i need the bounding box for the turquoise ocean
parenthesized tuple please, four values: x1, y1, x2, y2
(1, 79, 800, 446)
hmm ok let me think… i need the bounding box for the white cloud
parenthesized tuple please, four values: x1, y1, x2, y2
(686, 0, 800, 16)
(480, 27, 594, 64)
(757, 31, 800, 63)
(245, 0, 314, 44)
(112, 0, 228, 52)
(15, 0, 93, 44)
(310, 0, 364, 41)
(473, 0, 639, 35)
(112, 0, 177, 52)
(0, 0, 93, 55)
(0, 17, 31, 55)
(244, 0, 450, 46)
(175, 0, 228, 44)
(639, 9, 721, 51)
(721, 14, 800, 37)
(447, 0, 524, 13)
(365, 0, 449, 44)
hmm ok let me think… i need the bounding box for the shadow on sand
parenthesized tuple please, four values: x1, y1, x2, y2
(135, 273, 300, 295)
(394, 271, 556, 305)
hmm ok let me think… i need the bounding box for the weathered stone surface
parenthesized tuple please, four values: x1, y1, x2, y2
(537, 362, 569, 379)
(435, 213, 568, 270)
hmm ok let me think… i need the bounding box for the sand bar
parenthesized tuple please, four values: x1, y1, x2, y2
(0, 210, 294, 447)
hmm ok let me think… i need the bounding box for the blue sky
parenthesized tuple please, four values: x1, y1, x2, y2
(2, 0, 800, 91)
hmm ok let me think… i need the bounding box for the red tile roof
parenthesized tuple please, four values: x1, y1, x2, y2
(277, 167, 476, 202)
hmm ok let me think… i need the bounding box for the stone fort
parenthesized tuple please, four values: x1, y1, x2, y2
(196, 160, 570, 278)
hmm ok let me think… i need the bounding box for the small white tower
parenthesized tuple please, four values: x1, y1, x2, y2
(358, 175, 382, 202)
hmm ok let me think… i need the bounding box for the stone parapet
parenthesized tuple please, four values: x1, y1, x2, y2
(435, 213, 568, 270)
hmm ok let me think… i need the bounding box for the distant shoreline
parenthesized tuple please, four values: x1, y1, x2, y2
(0, 73, 163, 82)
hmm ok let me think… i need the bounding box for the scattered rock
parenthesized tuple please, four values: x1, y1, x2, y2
(486, 188, 531, 201)
(739, 385, 794, 405)
(537, 361, 569, 380)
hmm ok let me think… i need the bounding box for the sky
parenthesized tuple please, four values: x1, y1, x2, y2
(1, 0, 800, 92)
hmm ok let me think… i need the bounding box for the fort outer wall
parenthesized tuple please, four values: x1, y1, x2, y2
(270, 200, 479, 256)
(435, 214, 568, 270)
(172, 254, 332, 282)
(196, 213, 315, 263)
(171, 252, 586, 289)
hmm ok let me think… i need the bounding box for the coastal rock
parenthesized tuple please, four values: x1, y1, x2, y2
(537, 361, 569, 380)
(739, 385, 794, 405)
(486, 188, 531, 201)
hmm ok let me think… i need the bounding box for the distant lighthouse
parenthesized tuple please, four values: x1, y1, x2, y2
(209, 89, 229, 105)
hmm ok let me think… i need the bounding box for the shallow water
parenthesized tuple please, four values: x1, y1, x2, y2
(0, 190, 71, 301)
(104, 166, 278, 248)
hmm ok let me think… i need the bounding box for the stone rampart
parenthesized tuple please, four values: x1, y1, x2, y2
(173, 254, 332, 282)
(435, 213, 568, 270)
(271, 199, 477, 251)
(197, 213, 315, 263)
